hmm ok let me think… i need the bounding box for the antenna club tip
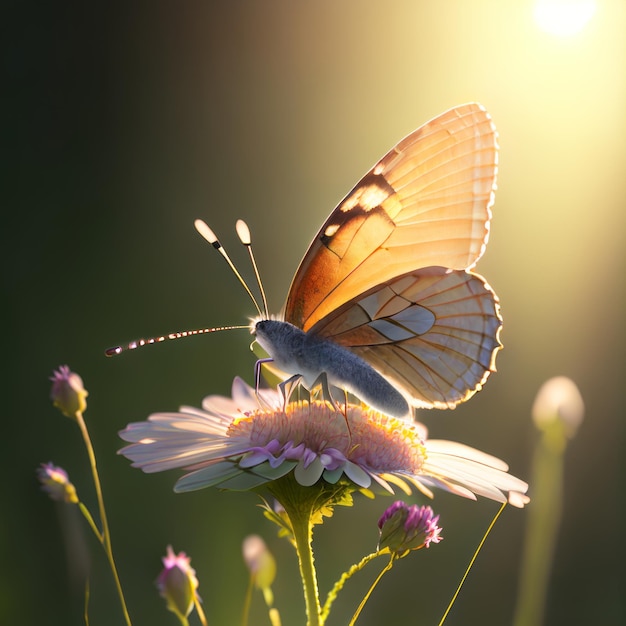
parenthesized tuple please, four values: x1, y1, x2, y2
(236, 219, 251, 245)
(194, 219, 218, 243)
(105, 346, 122, 357)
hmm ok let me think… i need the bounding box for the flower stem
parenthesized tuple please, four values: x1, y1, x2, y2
(290, 504, 321, 626)
(75, 410, 133, 626)
(241, 577, 253, 626)
(512, 422, 566, 626)
(194, 596, 209, 626)
(438, 501, 507, 626)
(321, 551, 382, 620)
(84, 577, 91, 626)
(78, 502, 103, 543)
(269, 476, 323, 626)
(348, 554, 395, 626)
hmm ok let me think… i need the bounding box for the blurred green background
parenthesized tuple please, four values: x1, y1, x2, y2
(3, 1, 624, 624)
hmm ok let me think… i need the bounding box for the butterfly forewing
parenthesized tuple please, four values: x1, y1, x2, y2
(309, 268, 502, 409)
(284, 103, 498, 332)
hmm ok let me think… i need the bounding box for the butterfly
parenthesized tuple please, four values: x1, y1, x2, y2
(112, 102, 501, 419)
(240, 102, 501, 418)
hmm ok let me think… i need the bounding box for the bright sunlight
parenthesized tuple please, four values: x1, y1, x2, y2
(534, 0, 597, 36)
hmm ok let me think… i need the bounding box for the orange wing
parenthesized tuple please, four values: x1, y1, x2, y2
(284, 103, 498, 332)
(308, 267, 502, 409)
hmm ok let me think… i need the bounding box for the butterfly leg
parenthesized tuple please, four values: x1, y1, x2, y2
(308, 371, 335, 408)
(253, 357, 280, 410)
(278, 374, 303, 411)
(310, 372, 352, 440)
(253, 357, 304, 411)
(340, 387, 352, 442)
(254, 357, 273, 391)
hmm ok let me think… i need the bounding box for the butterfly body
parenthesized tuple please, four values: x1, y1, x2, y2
(254, 319, 410, 417)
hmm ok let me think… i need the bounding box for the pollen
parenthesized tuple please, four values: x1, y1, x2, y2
(228, 401, 426, 474)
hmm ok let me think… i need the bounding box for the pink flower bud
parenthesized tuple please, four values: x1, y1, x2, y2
(37, 462, 78, 504)
(156, 546, 200, 620)
(50, 365, 88, 418)
(378, 501, 443, 554)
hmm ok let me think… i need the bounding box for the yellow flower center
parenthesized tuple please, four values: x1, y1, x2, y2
(229, 401, 426, 473)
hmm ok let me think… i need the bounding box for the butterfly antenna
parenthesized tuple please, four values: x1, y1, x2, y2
(194, 219, 264, 317)
(236, 219, 269, 318)
(105, 324, 248, 356)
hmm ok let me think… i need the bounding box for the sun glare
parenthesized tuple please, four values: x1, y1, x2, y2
(534, 0, 596, 36)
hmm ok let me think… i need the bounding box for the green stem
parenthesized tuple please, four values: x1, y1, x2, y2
(348, 554, 395, 626)
(438, 501, 507, 626)
(84, 577, 91, 626)
(269, 476, 324, 626)
(289, 503, 321, 626)
(241, 577, 253, 626)
(321, 551, 382, 620)
(78, 502, 103, 543)
(75, 411, 132, 626)
(194, 595, 209, 626)
(512, 423, 566, 626)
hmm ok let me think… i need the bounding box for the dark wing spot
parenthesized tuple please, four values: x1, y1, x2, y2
(320, 174, 396, 249)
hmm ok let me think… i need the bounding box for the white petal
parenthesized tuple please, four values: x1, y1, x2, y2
(369, 472, 395, 493)
(215, 471, 272, 490)
(294, 458, 324, 486)
(229, 376, 281, 411)
(343, 461, 373, 488)
(174, 462, 243, 492)
(200, 395, 240, 416)
(508, 491, 531, 508)
(230, 376, 261, 409)
(247, 460, 297, 480)
(425, 439, 510, 471)
(422, 453, 527, 502)
(322, 467, 344, 484)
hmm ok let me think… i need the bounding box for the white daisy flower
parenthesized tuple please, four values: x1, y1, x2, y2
(119, 378, 528, 507)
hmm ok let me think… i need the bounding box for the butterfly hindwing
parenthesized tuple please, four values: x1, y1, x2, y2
(284, 103, 498, 333)
(309, 268, 502, 409)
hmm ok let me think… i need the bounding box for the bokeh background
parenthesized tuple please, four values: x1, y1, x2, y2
(4, 1, 624, 624)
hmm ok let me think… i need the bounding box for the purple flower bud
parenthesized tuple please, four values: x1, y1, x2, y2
(378, 501, 443, 554)
(37, 462, 78, 504)
(50, 365, 88, 418)
(156, 546, 200, 620)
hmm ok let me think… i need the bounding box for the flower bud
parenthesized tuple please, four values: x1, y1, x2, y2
(156, 546, 199, 620)
(50, 365, 88, 418)
(37, 462, 78, 504)
(532, 376, 584, 438)
(378, 501, 443, 554)
(243, 535, 276, 606)
(243, 534, 276, 589)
